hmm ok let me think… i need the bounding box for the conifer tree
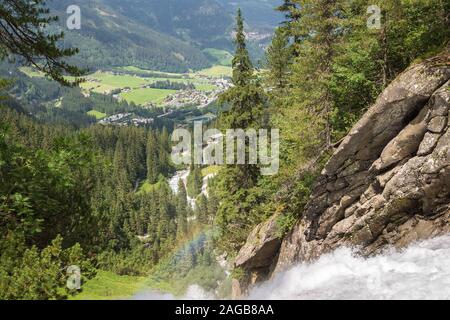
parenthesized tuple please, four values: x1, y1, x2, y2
(0, 0, 83, 85)
(146, 131, 159, 183)
(219, 9, 265, 186)
(266, 27, 291, 90)
(289, 0, 347, 150)
(215, 9, 266, 252)
(276, 0, 302, 44)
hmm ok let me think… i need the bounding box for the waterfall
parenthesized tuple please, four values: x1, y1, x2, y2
(248, 234, 450, 300)
(134, 234, 450, 300)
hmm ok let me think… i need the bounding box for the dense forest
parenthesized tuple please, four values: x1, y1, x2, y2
(0, 105, 220, 299)
(0, 0, 449, 300)
(212, 0, 450, 253)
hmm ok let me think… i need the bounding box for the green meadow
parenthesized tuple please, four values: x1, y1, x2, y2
(20, 64, 226, 107)
(203, 48, 233, 66)
(121, 88, 177, 105)
(71, 270, 147, 300)
(196, 65, 233, 77)
(87, 110, 107, 119)
(89, 72, 149, 88)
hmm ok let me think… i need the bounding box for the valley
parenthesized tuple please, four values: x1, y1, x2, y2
(16, 62, 233, 126)
(1, 0, 449, 304)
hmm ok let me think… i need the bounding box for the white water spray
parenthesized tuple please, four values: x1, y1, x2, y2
(134, 234, 450, 300)
(248, 234, 450, 300)
(134, 285, 214, 300)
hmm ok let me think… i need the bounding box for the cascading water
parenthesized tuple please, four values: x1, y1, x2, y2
(135, 234, 450, 300)
(248, 234, 450, 300)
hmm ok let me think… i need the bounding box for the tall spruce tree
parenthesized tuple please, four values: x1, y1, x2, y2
(219, 9, 265, 186)
(215, 9, 266, 252)
(266, 27, 291, 90)
(289, 0, 347, 151)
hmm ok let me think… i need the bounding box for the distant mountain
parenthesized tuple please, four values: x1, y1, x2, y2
(46, 0, 281, 72)
(47, 0, 212, 73)
(102, 0, 234, 49)
(102, 0, 281, 47)
(225, 0, 282, 30)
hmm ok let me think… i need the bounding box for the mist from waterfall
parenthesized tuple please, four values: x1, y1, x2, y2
(248, 234, 450, 300)
(134, 234, 450, 300)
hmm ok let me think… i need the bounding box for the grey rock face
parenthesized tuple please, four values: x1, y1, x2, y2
(233, 53, 450, 298)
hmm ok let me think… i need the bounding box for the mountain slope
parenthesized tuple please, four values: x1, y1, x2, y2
(48, 0, 213, 72)
(47, 0, 281, 71)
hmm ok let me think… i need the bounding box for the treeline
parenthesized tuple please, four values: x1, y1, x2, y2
(213, 0, 450, 252)
(149, 80, 196, 91)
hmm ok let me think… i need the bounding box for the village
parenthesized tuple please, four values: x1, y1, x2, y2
(97, 73, 232, 126)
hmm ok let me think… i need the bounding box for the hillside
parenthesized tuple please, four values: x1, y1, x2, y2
(47, 0, 213, 72)
(46, 0, 280, 72)
(2, 0, 449, 303)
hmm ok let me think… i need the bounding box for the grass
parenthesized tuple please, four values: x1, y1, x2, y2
(203, 48, 233, 66)
(71, 270, 147, 300)
(79, 81, 116, 94)
(121, 88, 176, 105)
(137, 177, 170, 194)
(138, 180, 159, 193)
(201, 165, 221, 177)
(87, 110, 107, 119)
(197, 65, 233, 78)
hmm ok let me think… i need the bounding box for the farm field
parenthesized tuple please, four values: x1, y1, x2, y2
(196, 65, 233, 77)
(88, 71, 150, 88)
(121, 88, 177, 105)
(20, 63, 231, 107)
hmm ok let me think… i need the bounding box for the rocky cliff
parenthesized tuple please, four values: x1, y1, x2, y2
(233, 51, 450, 298)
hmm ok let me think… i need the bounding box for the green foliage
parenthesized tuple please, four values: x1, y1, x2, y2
(275, 213, 297, 238)
(146, 128, 173, 184)
(0, 235, 95, 300)
(0, 0, 83, 85)
(187, 166, 203, 198)
(231, 267, 245, 281)
(265, 28, 292, 90)
(0, 107, 205, 297)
